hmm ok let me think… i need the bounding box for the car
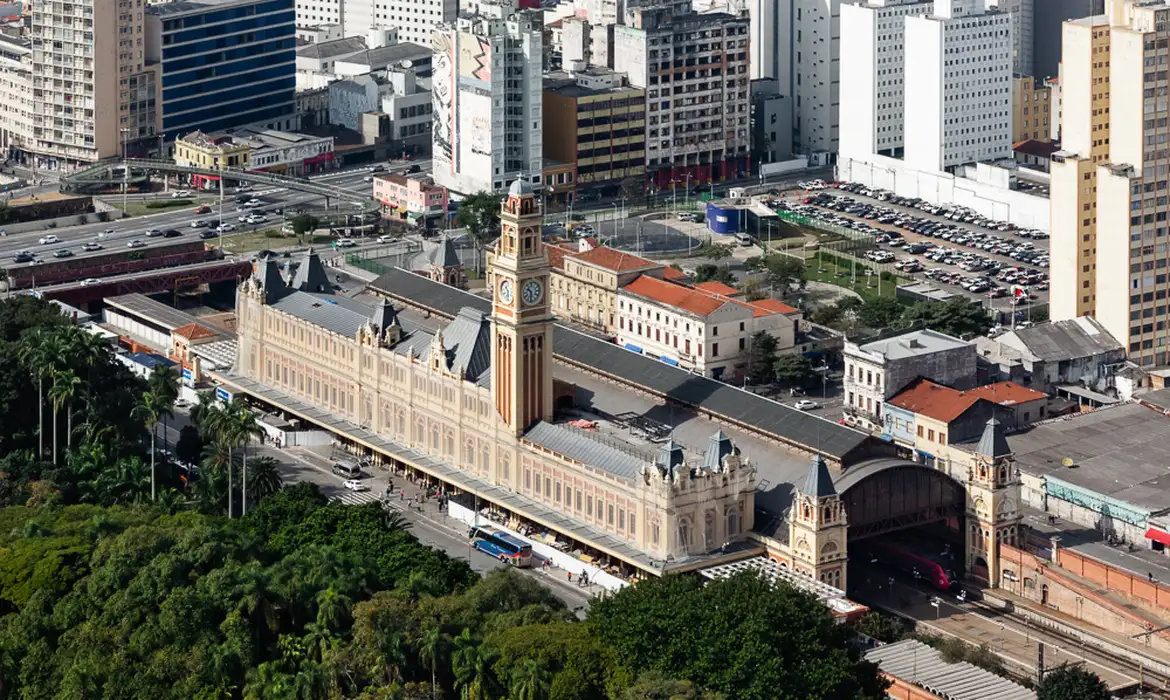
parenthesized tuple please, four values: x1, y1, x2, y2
(363, 175, 374, 183)
(53, 248, 73, 258)
(376, 235, 392, 243)
(794, 400, 820, 411)
(337, 238, 357, 247)
(235, 184, 252, 192)
(101, 228, 116, 236)
(191, 219, 208, 228)
(82, 241, 103, 252)
(371, 164, 385, 172)
(172, 190, 190, 198)
(162, 229, 183, 238)
(38, 234, 58, 244)
(127, 239, 145, 248)
(407, 164, 422, 174)
(199, 230, 218, 240)
(11, 251, 33, 263)
(245, 198, 261, 207)
(145, 228, 163, 237)
(80, 278, 101, 286)
(194, 205, 212, 214)
(343, 479, 369, 492)
(216, 223, 236, 233)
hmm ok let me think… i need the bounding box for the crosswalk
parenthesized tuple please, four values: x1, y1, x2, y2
(333, 490, 384, 507)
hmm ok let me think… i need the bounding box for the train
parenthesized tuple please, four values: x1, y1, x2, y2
(861, 540, 959, 593)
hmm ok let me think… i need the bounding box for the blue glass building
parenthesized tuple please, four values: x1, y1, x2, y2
(147, 0, 296, 138)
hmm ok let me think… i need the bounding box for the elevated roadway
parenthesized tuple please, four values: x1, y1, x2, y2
(35, 258, 253, 305)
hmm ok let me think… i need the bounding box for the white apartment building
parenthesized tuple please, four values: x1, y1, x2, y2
(431, 11, 543, 194)
(696, 0, 791, 87)
(903, 0, 1013, 172)
(842, 329, 975, 432)
(29, 0, 154, 167)
(1091, 0, 1170, 366)
(295, 0, 456, 47)
(0, 34, 32, 158)
(613, 6, 751, 190)
(838, 0, 932, 159)
(615, 274, 800, 380)
(793, 0, 841, 158)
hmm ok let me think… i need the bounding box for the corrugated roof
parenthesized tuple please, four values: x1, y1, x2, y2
(296, 36, 367, 60)
(999, 317, 1123, 363)
(865, 640, 1035, 700)
(369, 269, 871, 459)
(340, 41, 431, 68)
(270, 292, 371, 338)
(524, 421, 646, 481)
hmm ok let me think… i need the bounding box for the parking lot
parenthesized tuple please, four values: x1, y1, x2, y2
(780, 182, 1049, 312)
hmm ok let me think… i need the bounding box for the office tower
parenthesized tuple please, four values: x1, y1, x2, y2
(1049, 13, 1110, 323)
(294, 0, 457, 47)
(793, 0, 841, 156)
(838, 0, 932, 159)
(903, 0, 1013, 172)
(147, 0, 297, 140)
(431, 11, 543, 194)
(613, 5, 751, 189)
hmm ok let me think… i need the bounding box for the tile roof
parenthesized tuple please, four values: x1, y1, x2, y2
(622, 274, 799, 319)
(694, 281, 740, 296)
(172, 322, 220, 340)
(663, 266, 691, 282)
(546, 243, 575, 271)
(967, 381, 1047, 406)
(572, 246, 663, 273)
(623, 275, 729, 316)
(887, 378, 982, 423)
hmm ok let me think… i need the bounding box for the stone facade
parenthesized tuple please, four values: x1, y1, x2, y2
(233, 181, 754, 570)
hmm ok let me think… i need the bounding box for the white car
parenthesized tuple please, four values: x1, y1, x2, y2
(343, 479, 369, 492)
(82, 242, 103, 252)
(246, 198, 261, 207)
(337, 238, 357, 248)
(793, 399, 820, 411)
(145, 228, 163, 237)
(172, 190, 190, 198)
(80, 278, 101, 286)
(375, 235, 392, 243)
(127, 239, 145, 248)
(217, 223, 236, 233)
(38, 234, 58, 244)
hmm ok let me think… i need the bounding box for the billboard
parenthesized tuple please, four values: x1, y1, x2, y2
(458, 91, 493, 182)
(431, 31, 456, 169)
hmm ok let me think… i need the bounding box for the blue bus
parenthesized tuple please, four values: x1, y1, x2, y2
(470, 526, 534, 568)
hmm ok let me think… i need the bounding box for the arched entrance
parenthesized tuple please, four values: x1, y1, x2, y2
(836, 460, 967, 542)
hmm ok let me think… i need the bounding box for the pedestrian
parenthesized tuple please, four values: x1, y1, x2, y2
(400, 490, 404, 500)
(567, 571, 573, 583)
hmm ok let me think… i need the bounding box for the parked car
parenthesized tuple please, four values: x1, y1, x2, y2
(343, 479, 369, 492)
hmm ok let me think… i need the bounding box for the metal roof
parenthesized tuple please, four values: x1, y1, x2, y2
(998, 316, 1123, 363)
(857, 328, 970, 361)
(369, 269, 872, 460)
(270, 291, 372, 338)
(442, 307, 491, 382)
(296, 36, 367, 60)
(105, 293, 208, 332)
(524, 421, 647, 481)
(865, 640, 1036, 700)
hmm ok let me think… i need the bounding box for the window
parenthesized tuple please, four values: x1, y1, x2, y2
(917, 425, 924, 438)
(928, 429, 935, 441)
(630, 512, 636, 535)
(712, 342, 719, 357)
(607, 504, 615, 525)
(586, 494, 593, 516)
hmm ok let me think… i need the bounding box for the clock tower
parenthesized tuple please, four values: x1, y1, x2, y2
(491, 179, 553, 436)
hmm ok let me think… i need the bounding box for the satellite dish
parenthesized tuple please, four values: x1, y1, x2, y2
(1061, 457, 1074, 467)
(400, 59, 413, 68)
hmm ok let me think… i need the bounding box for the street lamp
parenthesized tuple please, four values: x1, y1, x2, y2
(120, 128, 131, 211)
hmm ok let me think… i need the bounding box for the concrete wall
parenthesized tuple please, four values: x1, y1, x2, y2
(838, 153, 1051, 231)
(0, 208, 125, 235)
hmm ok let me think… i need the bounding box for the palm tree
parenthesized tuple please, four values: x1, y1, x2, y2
(221, 398, 262, 516)
(314, 587, 352, 633)
(93, 456, 151, 505)
(133, 389, 170, 501)
(418, 626, 450, 700)
(147, 365, 180, 452)
(453, 629, 499, 700)
(200, 438, 238, 516)
(246, 455, 283, 507)
(48, 368, 82, 454)
(18, 329, 62, 459)
(509, 658, 550, 700)
(371, 629, 407, 686)
(190, 389, 220, 433)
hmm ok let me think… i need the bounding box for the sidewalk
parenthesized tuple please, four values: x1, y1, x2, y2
(283, 444, 608, 598)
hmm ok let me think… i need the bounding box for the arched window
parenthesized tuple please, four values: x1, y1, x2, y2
(704, 511, 715, 547)
(727, 507, 740, 537)
(803, 505, 812, 521)
(677, 518, 692, 550)
(444, 429, 455, 457)
(396, 409, 406, 438)
(414, 417, 425, 445)
(651, 519, 661, 547)
(464, 438, 476, 467)
(430, 424, 439, 450)
(480, 446, 490, 473)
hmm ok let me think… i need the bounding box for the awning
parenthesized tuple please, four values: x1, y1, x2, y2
(623, 343, 643, 354)
(659, 356, 679, 366)
(1146, 528, 1170, 547)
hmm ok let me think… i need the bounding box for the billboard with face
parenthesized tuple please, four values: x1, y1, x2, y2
(458, 32, 491, 91)
(458, 91, 492, 181)
(431, 31, 455, 168)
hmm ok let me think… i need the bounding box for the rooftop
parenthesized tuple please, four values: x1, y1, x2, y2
(571, 246, 664, 274)
(865, 639, 1035, 700)
(296, 35, 367, 60)
(996, 316, 1124, 362)
(855, 328, 970, 362)
(105, 293, 211, 333)
(1012, 139, 1059, 159)
(172, 322, 222, 341)
(888, 379, 1046, 423)
(965, 381, 1046, 406)
(1007, 402, 1170, 513)
(622, 274, 798, 319)
(337, 42, 431, 69)
(694, 281, 740, 296)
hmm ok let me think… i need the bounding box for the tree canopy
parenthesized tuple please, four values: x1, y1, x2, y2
(1037, 664, 1109, 700)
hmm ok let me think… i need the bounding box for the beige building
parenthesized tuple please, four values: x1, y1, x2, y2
(228, 180, 756, 576)
(1054, 0, 1170, 366)
(1049, 13, 1111, 322)
(29, 0, 155, 167)
(0, 34, 33, 157)
(1011, 75, 1052, 143)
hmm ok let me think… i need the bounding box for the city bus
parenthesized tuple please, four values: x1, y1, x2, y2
(470, 526, 534, 568)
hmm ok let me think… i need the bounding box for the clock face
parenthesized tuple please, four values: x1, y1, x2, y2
(498, 279, 514, 304)
(522, 279, 543, 306)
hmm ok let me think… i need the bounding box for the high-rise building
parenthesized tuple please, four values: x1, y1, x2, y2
(29, 0, 153, 167)
(147, 0, 297, 142)
(696, 0, 791, 87)
(431, 11, 543, 194)
(1055, 0, 1170, 366)
(293, 0, 457, 47)
(903, 0, 1013, 172)
(613, 5, 751, 189)
(998, 0, 1034, 76)
(793, 0, 841, 157)
(1049, 14, 1110, 323)
(1011, 75, 1052, 143)
(0, 34, 33, 159)
(838, 0, 932, 159)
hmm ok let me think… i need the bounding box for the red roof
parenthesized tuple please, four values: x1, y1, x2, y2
(695, 281, 740, 296)
(967, 381, 1047, 406)
(622, 274, 798, 319)
(887, 379, 980, 423)
(545, 243, 575, 271)
(172, 322, 220, 340)
(663, 267, 691, 282)
(572, 246, 662, 273)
